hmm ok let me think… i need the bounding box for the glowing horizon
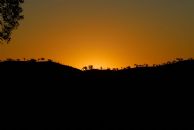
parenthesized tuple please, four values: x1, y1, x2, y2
(0, 0, 194, 69)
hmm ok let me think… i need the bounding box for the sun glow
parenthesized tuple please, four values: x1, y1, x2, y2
(1, 0, 194, 69)
(72, 53, 115, 69)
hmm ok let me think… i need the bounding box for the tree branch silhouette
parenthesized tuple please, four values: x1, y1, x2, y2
(0, 0, 24, 43)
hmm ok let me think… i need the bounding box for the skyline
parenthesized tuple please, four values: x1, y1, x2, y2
(0, 0, 194, 68)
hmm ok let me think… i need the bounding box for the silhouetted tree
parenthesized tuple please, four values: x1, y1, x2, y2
(48, 59, 53, 62)
(29, 59, 36, 62)
(134, 64, 139, 68)
(144, 64, 148, 67)
(0, 0, 24, 43)
(82, 66, 88, 71)
(153, 64, 156, 67)
(6, 58, 13, 61)
(113, 68, 119, 71)
(88, 65, 93, 70)
(40, 58, 45, 61)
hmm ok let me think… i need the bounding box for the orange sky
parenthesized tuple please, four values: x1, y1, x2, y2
(0, 0, 194, 69)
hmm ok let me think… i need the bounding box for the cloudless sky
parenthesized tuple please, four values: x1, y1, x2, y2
(0, 0, 194, 68)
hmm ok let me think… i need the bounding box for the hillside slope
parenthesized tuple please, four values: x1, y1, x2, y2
(0, 59, 193, 128)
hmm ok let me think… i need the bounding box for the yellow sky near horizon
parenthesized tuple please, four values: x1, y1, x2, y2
(0, 0, 194, 69)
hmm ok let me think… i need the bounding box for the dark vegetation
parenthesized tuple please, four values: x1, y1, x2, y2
(0, 1, 193, 129)
(0, 58, 194, 128)
(0, 0, 24, 43)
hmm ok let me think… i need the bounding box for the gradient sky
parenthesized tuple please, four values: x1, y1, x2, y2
(0, 0, 194, 68)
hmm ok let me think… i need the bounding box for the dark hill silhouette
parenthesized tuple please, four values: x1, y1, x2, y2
(0, 59, 193, 128)
(0, 60, 81, 81)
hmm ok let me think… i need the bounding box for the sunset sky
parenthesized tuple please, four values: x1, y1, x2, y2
(0, 0, 194, 69)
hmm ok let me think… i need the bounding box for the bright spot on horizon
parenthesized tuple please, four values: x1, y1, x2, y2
(0, 0, 194, 69)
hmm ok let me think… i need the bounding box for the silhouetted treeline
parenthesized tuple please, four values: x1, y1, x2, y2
(0, 58, 194, 129)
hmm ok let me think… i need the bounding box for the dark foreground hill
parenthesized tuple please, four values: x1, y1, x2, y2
(0, 59, 194, 128)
